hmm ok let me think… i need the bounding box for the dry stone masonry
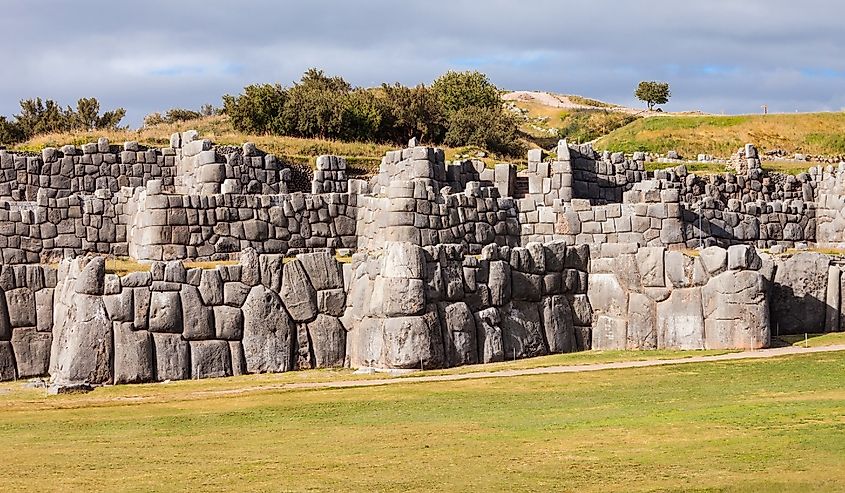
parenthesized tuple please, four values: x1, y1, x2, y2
(1, 132, 844, 388)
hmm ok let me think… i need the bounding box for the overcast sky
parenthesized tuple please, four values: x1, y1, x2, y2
(2, 0, 843, 126)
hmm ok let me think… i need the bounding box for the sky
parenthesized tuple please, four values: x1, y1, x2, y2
(1, 0, 844, 127)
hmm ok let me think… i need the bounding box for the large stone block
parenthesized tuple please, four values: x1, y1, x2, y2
(438, 302, 478, 367)
(657, 287, 705, 349)
(242, 285, 293, 373)
(542, 295, 574, 353)
(148, 291, 182, 333)
(702, 270, 769, 349)
(306, 315, 347, 368)
(347, 317, 385, 368)
(6, 288, 36, 328)
(626, 293, 657, 349)
(0, 342, 15, 381)
(771, 252, 830, 334)
(214, 305, 244, 340)
(11, 327, 51, 378)
(592, 315, 627, 350)
(152, 333, 190, 381)
(382, 307, 445, 369)
(488, 261, 512, 306)
(371, 277, 425, 317)
(180, 286, 215, 340)
(474, 307, 504, 364)
(382, 241, 425, 279)
(190, 340, 232, 379)
(50, 294, 113, 385)
(298, 251, 343, 290)
(636, 247, 665, 288)
(280, 260, 317, 322)
(501, 301, 548, 359)
(587, 273, 628, 318)
(113, 323, 154, 384)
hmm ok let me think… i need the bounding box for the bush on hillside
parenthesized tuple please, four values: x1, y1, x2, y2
(222, 69, 523, 157)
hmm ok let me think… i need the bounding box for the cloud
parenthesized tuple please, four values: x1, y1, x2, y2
(1, 0, 843, 125)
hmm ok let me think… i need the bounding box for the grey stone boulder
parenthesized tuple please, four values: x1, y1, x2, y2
(474, 307, 504, 363)
(702, 270, 769, 349)
(626, 293, 657, 349)
(0, 342, 16, 381)
(242, 285, 294, 373)
(199, 269, 224, 305)
(0, 290, 11, 341)
(438, 302, 478, 367)
(588, 273, 628, 318)
(190, 340, 232, 379)
(148, 291, 182, 333)
(11, 327, 51, 378)
(104, 289, 134, 322)
(5, 288, 36, 328)
(50, 294, 113, 385)
(298, 251, 343, 290)
(488, 261, 512, 306)
(568, 294, 593, 326)
(382, 306, 445, 369)
(214, 305, 244, 340)
(239, 248, 261, 287)
(113, 323, 154, 384)
(280, 259, 318, 322)
(656, 287, 705, 349)
(542, 295, 574, 353)
(230, 341, 247, 376)
(347, 317, 385, 368)
(306, 315, 347, 368)
(592, 315, 627, 350)
(152, 333, 190, 381)
(317, 288, 346, 317)
(727, 245, 762, 271)
(511, 271, 542, 301)
(73, 257, 105, 295)
(699, 246, 728, 275)
(371, 277, 425, 317)
(382, 241, 425, 279)
(259, 255, 284, 293)
(501, 301, 548, 359)
(771, 252, 830, 334)
(543, 241, 568, 272)
(180, 286, 215, 340)
(636, 247, 665, 288)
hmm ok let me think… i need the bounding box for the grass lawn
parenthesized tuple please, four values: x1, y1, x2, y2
(775, 332, 845, 348)
(595, 112, 845, 159)
(1, 351, 843, 492)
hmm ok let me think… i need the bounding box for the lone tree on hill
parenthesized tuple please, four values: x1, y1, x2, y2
(635, 81, 671, 111)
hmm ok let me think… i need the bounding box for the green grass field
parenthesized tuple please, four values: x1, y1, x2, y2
(596, 112, 845, 158)
(1, 350, 843, 492)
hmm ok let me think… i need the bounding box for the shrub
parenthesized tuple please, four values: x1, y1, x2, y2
(445, 106, 525, 157)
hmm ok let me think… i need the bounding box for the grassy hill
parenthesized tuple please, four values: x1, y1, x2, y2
(596, 112, 845, 158)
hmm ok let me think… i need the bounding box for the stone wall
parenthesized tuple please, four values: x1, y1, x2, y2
(343, 241, 591, 369)
(128, 188, 358, 261)
(45, 250, 348, 385)
(589, 244, 769, 350)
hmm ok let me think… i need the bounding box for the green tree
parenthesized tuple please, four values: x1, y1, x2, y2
(381, 83, 445, 144)
(444, 106, 524, 156)
(0, 116, 25, 146)
(431, 70, 501, 117)
(222, 83, 288, 134)
(635, 81, 671, 110)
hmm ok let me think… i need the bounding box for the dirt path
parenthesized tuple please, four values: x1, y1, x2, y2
(203, 344, 845, 397)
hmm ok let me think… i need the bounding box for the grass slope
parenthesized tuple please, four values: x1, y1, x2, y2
(1, 351, 844, 492)
(596, 112, 845, 158)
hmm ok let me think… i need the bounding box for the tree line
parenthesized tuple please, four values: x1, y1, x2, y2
(0, 69, 525, 157)
(222, 69, 524, 156)
(0, 98, 126, 146)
